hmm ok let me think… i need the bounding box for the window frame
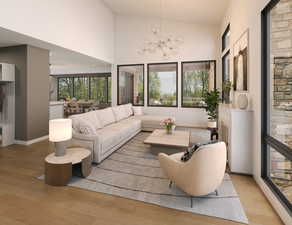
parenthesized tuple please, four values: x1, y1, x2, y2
(55, 73, 111, 103)
(222, 24, 230, 52)
(261, 0, 292, 214)
(147, 62, 178, 108)
(222, 50, 230, 100)
(117, 64, 145, 106)
(181, 60, 216, 108)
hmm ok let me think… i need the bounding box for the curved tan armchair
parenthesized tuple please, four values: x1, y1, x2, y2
(158, 142, 227, 197)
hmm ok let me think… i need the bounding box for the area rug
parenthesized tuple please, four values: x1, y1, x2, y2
(41, 130, 249, 224)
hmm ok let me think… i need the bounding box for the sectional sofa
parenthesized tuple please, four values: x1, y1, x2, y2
(69, 104, 174, 163)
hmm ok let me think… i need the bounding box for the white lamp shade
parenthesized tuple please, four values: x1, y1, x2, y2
(49, 119, 72, 142)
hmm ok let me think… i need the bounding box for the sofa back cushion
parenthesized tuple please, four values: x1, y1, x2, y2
(132, 106, 144, 116)
(123, 103, 133, 117)
(96, 107, 116, 126)
(112, 105, 127, 121)
(70, 111, 103, 133)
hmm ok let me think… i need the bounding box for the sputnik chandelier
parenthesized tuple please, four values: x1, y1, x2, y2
(138, 0, 184, 58)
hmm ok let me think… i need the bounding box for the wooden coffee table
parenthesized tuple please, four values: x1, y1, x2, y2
(144, 129, 190, 155)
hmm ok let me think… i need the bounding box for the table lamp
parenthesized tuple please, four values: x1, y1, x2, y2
(49, 119, 72, 156)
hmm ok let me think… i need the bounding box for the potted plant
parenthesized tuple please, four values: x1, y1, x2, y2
(222, 80, 233, 104)
(161, 118, 175, 134)
(203, 89, 220, 128)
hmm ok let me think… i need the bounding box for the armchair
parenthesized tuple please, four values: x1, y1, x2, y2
(158, 142, 227, 203)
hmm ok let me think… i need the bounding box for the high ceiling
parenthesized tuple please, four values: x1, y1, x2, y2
(0, 27, 110, 69)
(103, 0, 230, 25)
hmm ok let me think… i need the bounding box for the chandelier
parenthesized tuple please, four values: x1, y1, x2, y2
(138, 0, 184, 59)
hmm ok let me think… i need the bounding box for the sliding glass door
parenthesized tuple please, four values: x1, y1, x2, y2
(262, 0, 292, 213)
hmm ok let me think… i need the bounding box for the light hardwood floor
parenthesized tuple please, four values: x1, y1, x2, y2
(0, 141, 285, 225)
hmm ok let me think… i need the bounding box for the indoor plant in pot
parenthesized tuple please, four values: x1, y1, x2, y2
(203, 89, 220, 128)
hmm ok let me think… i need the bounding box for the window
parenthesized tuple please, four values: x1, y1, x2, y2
(262, 0, 292, 213)
(148, 62, 178, 107)
(57, 74, 111, 104)
(58, 77, 73, 100)
(90, 77, 107, 103)
(117, 64, 144, 106)
(74, 77, 89, 100)
(222, 51, 230, 100)
(222, 24, 230, 52)
(182, 61, 216, 107)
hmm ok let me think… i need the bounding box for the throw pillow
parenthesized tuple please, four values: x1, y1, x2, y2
(79, 119, 97, 136)
(181, 140, 218, 162)
(132, 106, 143, 116)
(112, 105, 127, 121)
(123, 103, 133, 117)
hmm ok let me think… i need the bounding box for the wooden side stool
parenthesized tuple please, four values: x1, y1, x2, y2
(45, 148, 92, 186)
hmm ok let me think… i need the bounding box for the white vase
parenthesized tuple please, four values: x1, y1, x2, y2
(237, 94, 248, 110)
(207, 121, 217, 128)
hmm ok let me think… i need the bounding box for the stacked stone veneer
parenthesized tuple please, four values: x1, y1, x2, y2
(270, 0, 292, 202)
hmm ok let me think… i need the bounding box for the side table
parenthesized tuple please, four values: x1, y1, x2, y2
(45, 147, 92, 186)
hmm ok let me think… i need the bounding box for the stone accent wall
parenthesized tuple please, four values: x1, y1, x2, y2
(274, 58, 292, 108)
(270, 0, 292, 201)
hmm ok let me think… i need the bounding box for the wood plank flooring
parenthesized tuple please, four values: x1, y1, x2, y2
(0, 141, 285, 225)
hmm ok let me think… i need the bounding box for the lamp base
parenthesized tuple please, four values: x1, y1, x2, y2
(54, 142, 67, 157)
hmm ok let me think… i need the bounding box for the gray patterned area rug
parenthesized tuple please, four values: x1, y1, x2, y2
(65, 131, 248, 224)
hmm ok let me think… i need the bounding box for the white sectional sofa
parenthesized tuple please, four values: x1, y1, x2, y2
(69, 104, 174, 163)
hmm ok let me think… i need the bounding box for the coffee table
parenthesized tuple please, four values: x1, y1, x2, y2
(144, 129, 190, 155)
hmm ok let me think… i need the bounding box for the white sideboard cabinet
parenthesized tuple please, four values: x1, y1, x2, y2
(218, 104, 253, 175)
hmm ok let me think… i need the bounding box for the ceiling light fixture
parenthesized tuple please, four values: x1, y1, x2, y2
(138, 0, 184, 59)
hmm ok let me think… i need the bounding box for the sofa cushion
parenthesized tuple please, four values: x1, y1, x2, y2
(96, 127, 122, 154)
(96, 118, 141, 154)
(79, 119, 97, 136)
(112, 105, 127, 121)
(132, 106, 144, 116)
(70, 111, 103, 132)
(123, 103, 133, 117)
(96, 107, 116, 126)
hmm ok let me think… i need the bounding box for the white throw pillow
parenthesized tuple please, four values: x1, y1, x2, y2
(112, 105, 127, 121)
(96, 107, 116, 126)
(70, 111, 103, 132)
(123, 103, 133, 117)
(132, 106, 143, 116)
(79, 119, 97, 135)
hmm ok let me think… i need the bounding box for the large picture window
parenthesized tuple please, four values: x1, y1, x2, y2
(182, 61, 216, 107)
(222, 24, 230, 52)
(57, 73, 111, 104)
(222, 51, 230, 100)
(147, 62, 178, 107)
(262, 0, 292, 213)
(117, 64, 144, 106)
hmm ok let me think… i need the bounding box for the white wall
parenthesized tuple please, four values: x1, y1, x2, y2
(113, 15, 220, 127)
(220, 1, 291, 224)
(0, 0, 115, 64)
(50, 64, 112, 75)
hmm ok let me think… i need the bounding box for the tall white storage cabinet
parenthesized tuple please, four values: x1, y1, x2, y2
(218, 104, 253, 175)
(0, 63, 15, 147)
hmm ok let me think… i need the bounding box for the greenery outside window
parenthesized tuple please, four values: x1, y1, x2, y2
(147, 62, 178, 107)
(182, 61, 216, 108)
(57, 73, 111, 104)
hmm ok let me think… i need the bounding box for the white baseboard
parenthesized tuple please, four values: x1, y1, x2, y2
(14, 135, 49, 146)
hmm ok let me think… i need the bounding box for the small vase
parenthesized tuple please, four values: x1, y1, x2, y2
(166, 127, 172, 134)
